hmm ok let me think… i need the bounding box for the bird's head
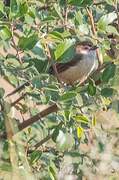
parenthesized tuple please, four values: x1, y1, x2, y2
(75, 41, 98, 55)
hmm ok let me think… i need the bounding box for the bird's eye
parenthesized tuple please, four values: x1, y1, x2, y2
(84, 46, 89, 50)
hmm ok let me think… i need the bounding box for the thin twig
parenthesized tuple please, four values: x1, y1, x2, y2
(115, 0, 119, 31)
(64, 0, 68, 30)
(34, 121, 63, 149)
(93, 1, 106, 6)
(86, 8, 103, 66)
(11, 93, 27, 106)
(11, 23, 23, 64)
(6, 81, 30, 97)
(45, 43, 64, 86)
(34, 134, 52, 149)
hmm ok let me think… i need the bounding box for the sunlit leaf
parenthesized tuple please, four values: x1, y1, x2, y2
(18, 34, 38, 50)
(106, 25, 119, 36)
(0, 1, 4, 14)
(49, 165, 57, 180)
(77, 127, 84, 139)
(53, 3, 63, 21)
(48, 31, 63, 42)
(60, 92, 76, 101)
(105, 0, 114, 5)
(55, 40, 74, 61)
(98, 12, 117, 31)
(19, 1, 28, 15)
(92, 116, 96, 126)
(74, 115, 89, 124)
(0, 26, 12, 40)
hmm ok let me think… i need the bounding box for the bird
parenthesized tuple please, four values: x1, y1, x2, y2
(49, 41, 99, 85)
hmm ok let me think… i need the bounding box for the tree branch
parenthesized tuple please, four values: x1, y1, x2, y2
(18, 103, 59, 130)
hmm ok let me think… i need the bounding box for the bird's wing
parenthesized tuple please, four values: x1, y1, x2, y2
(49, 54, 83, 74)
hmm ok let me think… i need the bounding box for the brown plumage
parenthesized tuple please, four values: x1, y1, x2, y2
(49, 42, 98, 85)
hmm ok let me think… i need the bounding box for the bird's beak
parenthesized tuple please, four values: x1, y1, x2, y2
(90, 45, 99, 50)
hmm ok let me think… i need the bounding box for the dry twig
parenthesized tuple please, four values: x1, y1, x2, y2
(86, 8, 103, 66)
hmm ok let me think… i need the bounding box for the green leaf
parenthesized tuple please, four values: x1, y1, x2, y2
(102, 40, 111, 50)
(5, 57, 21, 67)
(48, 31, 63, 42)
(60, 92, 76, 101)
(30, 150, 42, 164)
(101, 88, 115, 97)
(49, 166, 57, 180)
(98, 12, 117, 32)
(74, 115, 89, 124)
(25, 9, 35, 24)
(0, 88, 5, 98)
(32, 44, 47, 60)
(53, 3, 63, 21)
(87, 79, 96, 96)
(32, 59, 48, 73)
(105, 0, 114, 5)
(3, 140, 9, 160)
(55, 39, 74, 61)
(3, 102, 11, 114)
(10, 0, 18, 14)
(52, 128, 59, 142)
(78, 24, 89, 35)
(68, 0, 93, 7)
(18, 34, 38, 50)
(0, 26, 12, 40)
(0, 163, 12, 172)
(75, 11, 83, 25)
(0, 2, 4, 14)
(6, 72, 18, 86)
(19, 1, 28, 15)
(102, 64, 116, 82)
(106, 25, 119, 36)
(32, 76, 42, 89)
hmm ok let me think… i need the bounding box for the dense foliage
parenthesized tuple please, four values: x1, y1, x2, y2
(0, 0, 119, 179)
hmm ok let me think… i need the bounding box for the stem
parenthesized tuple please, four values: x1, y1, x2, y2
(11, 24, 22, 64)
(115, 0, 119, 31)
(64, 0, 68, 30)
(11, 93, 27, 106)
(34, 134, 52, 149)
(6, 81, 30, 97)
(46, 43, 64, 86)
(86, 8, 103, 66)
